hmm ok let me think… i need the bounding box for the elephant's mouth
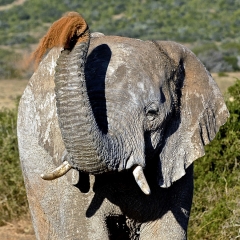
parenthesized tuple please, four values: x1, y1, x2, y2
(41, 159, 151, 195)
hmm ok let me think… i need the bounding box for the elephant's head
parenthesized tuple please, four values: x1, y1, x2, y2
(35, 12, 229, 194)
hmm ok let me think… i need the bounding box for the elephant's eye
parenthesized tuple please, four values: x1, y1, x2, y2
(146, 112, 155, 121)
(146, 104, 159, 121)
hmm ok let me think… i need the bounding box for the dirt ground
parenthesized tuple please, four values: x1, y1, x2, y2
(0, 71, 239, 239)
(0, 216, 35, 240)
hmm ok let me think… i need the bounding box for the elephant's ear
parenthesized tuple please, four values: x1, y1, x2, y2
(156, 41, 229, 188)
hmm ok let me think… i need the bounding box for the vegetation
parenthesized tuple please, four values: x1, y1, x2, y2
(0, 99, 29, 226)
(192, 42, 240, 72)
(189, 80, 240, 239)
(1, 0, 240, 43)
(0, 0, 240, 78)
(0, 48, 23, 79)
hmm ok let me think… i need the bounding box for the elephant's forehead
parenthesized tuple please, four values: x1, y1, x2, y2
(86, 37, 164, 105)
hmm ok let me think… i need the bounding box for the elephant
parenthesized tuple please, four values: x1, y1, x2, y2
(17, 12, 229, 240)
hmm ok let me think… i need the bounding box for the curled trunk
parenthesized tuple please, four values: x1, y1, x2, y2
(54, 31, 124, 174)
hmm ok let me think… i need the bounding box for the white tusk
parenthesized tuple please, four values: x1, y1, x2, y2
(133, 166, 151, 195)
(41, 161, 72, 180)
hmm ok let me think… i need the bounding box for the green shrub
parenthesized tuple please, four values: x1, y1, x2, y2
(192, 42, 218, 56)
(192, 42, 240, 72)
(0, 48, 22, 79)
(221, 42, 240, 52)
(0, 100, 28, 226)
(224, 56, 240, 71)
(188, 80, 240, 239)
(218, 72, 229, 77)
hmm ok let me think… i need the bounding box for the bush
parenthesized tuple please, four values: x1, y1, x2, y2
(192, 42, 218, 56)
(188, 80, 240, 239)
(224, 56, 240, 71)
(198, 50, 233, 72)
(0, 48, 22, 79)
(192, 42, 240, 72)
(221, 42, 240, 52)
(0, 100, 28, 226)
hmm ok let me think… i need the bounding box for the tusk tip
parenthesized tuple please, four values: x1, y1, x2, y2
(40, 160, 72, 181)
(133, 165, 151, 195)
(143, 188, 151, 195)
(40, 173, 50, 180)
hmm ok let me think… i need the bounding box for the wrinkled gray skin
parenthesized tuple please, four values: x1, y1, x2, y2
(17, 33, 229, 240)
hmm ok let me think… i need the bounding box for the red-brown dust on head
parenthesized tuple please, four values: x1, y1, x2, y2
(30, 12, 89, 68)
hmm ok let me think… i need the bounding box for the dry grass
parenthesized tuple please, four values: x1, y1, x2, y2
(211, 72, 240, 94)
(0, 79, 28, 109)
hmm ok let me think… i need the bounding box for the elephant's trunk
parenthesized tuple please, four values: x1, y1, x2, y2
(54, 28, 124, 174)
(39, 13, 151, 194)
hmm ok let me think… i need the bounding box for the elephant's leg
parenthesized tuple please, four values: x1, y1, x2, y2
(139, 165, 193, 240)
